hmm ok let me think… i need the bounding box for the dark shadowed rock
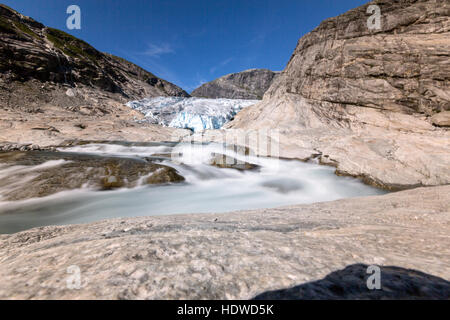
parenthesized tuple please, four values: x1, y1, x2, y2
(0, 151, 185, 200)
(146, 167, 185, 184)
(431, 111, 450, 127)
(253, 264, 450, 300)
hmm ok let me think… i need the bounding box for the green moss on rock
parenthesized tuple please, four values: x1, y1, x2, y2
(45, 28, 100, 62)
(0, 16, 16, 34)
(13, 21, 39, 40)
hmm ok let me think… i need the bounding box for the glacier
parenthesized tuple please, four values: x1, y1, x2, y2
(126, 97, 258, 132)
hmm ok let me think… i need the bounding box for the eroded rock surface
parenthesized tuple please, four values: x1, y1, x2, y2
(0, 185, 448, 299)
(266, 0, 449, 115)
(192, 69, 280, 100)
(0, 4, 188, 112)
(431, 111, 450, 127)
(225, 0, 450, 188)
(0, 151, 184, 201)
(0, 4, 191, 149)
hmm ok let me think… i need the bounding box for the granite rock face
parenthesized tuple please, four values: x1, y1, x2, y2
(191, 69, 280, 100)
(0, 4, 188, 115)
(0, 1, 449, 301)
(265, 0, 450, 116)
(0, 185, 448, 299)
(227, 0, 450, 188)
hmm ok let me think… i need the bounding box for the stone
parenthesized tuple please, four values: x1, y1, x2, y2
(0, 3, 189, 119)
(431, 111, 450, 127)
(0, 151, 185, 200)
(65, 89, 76, 97)
(253, 264, 450, 300)
(146, 167, 185, 184)
(209, 154, 259, 171)
(192, 69, 280, 100)
(0, 185, 448, 299)
(225, 0, 450, 189)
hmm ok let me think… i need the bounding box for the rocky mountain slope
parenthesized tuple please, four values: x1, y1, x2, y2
(0, 4, 190, 148)
(0, 4, 188, 110)
(191, 69, 280, 100)
(1, 0, 449, 300)
(225, 0, 450, 189)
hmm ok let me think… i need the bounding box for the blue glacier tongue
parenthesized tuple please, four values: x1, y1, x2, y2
(169, 112, 228, 132)
(126, 97, 258, 132)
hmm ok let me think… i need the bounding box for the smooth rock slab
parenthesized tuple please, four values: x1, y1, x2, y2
(0, 185, 448, 300)
(0, 151, 184, 201)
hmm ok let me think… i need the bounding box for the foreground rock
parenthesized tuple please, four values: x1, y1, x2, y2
(0, 185, 448, 299)
(191, 69, 280, 100)
(0, 151, 184, 201)
(225, 0, 450, 189)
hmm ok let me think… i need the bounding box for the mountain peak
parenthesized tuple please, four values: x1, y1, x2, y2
(191, 68, 280, 100)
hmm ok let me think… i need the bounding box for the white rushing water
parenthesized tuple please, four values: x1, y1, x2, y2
(0, 142, 385, 234)
(126, 97, 258, 132)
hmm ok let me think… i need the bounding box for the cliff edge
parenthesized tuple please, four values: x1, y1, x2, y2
(225, 0, 450, 189)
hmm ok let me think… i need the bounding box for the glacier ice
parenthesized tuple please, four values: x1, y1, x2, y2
(126, 97, 258, 132)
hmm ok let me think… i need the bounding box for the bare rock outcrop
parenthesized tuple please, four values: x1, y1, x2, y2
(227, 0, 450, 188)
(266, 0, 449, 116)
(0, 151, 185, 201)
(0, 185, 448, 299)
(0, 3, 188, 122)
(191, 69, 280, 100)
(0, 4, 192, 148)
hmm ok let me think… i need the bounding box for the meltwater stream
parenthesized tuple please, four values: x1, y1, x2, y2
(0, 142, 385, 234)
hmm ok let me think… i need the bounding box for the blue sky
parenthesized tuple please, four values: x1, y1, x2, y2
(4, 0, 368, 92)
